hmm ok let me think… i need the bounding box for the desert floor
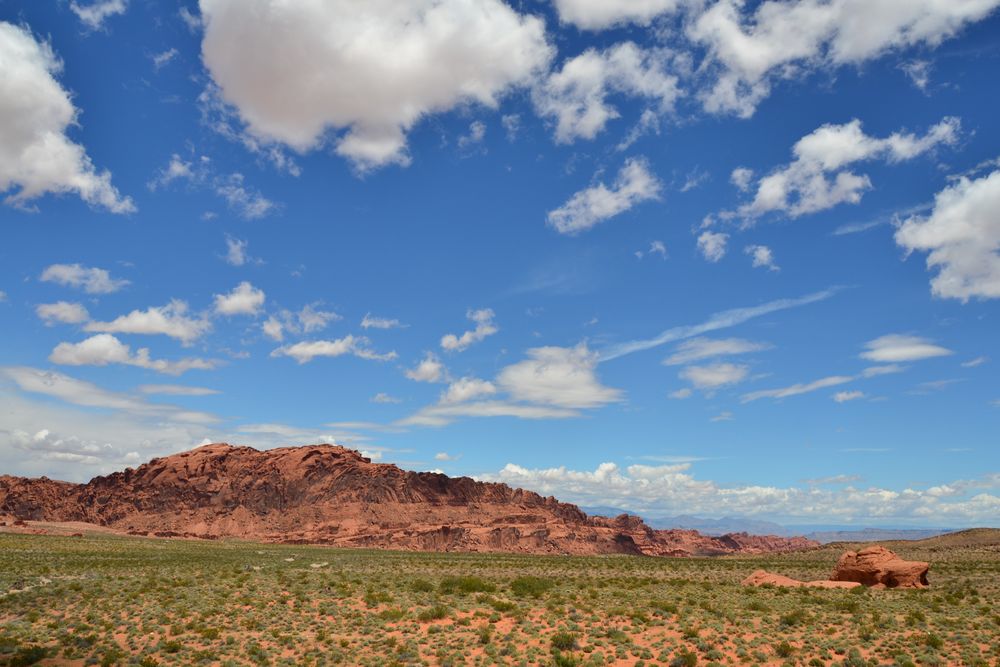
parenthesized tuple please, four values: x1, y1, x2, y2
(1, 529, 998, 666)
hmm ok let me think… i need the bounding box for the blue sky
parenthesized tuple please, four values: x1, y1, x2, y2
(1, 0, 999, 527)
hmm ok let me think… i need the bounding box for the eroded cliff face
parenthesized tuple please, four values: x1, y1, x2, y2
(0, 443, 817, 557)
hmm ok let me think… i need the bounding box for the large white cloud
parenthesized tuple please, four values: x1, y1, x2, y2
(688, 0, 1000, 117)
(548, 157, 661, 235)
(0, 22, 134, 212)
(895, 169, 1000, 301)
(533, 42, 681, 143)
(198, 0, 553, 170)
(738, 117, 960, 219)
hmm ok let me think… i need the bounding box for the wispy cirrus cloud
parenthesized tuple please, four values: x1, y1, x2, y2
(599, 287, 840, 362)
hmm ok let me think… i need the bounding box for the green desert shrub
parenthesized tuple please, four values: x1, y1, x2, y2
(417, 604, 450, 622)
(439, 575, 496, 594)
(551, 632, 577, 651)
(510, 576, 556, 598)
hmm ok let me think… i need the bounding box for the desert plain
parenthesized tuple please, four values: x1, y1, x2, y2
(2, 527, 999, 667)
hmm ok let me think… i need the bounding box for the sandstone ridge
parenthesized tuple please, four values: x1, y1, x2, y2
(0, 443, 818, 557)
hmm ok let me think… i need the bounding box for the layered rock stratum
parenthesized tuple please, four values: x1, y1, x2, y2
(0, 443, 818, 557)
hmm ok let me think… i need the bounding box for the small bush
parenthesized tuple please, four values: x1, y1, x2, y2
(439, 576, 496, 594)
(551, 632, 577, 652)
(9, 646, 48, 667)
(411, 579, 435, 592)
(780, 609, 808, 627)
(417, 604, 450, 622)
(510, 576, 555, 598)
(670, 649, 697, 667)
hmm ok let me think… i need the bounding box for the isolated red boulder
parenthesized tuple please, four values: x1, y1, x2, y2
(830, 546, 929, 589)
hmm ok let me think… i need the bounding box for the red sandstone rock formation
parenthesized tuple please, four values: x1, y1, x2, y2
(743, 544, 931, 589)
(742, 569, 862, 589)
(0, 475, 79, 520)
(830, 545, 930, 588)
(0, 443, 818, 557)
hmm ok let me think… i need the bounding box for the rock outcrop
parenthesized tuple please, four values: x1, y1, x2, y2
(742, 570, 862, 589)
(0, 443, 819, 557)
(830, 546, 930, 589)
(743, 544, 931, 589)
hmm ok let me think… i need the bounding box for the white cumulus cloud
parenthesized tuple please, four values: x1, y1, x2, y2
(745, 244, 779, 271)
(0, 23, 134, 212)
(441, 308, 498, 352)
(70, 0, 128, 30)
(484, 459, 1000, 524)
(553, 0, 682, 30)
(213, 281, 265, 316)
(406, 352, 448, 383)
(688, 0, 1000, 117)
(361, 313, 405, 330)
(548, 157, 661, 235)
(895, 169, 1000, 301)
(85, 299, 211, 345)
(36, 301, 90, 326)
(49, 334, 217, 376)
(40, 263, 129, 294)
(833, 390, 865, 403)
(740, 117, 960, 220)
(534, 43, 681, 143)
(496, 343, 622, 409)
(198, 0, 553, 170)
(261, 304, 340, 342)
(697, 230, 728, 262)
(440, 377, 497, 404)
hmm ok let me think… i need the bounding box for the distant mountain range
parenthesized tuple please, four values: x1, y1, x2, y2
(580, 507, 958, 543)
